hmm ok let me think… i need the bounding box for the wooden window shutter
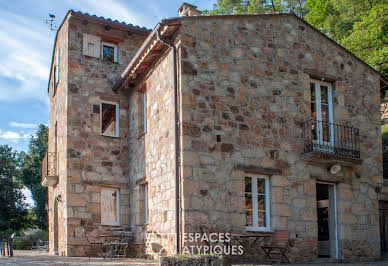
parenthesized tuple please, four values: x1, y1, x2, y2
(101, 187, 119, 225)
(83, 33, 101, 58)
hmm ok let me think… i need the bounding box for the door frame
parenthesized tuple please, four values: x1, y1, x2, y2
(316, 181, 339, 259)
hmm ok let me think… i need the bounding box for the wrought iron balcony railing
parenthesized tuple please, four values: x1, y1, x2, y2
(41, 152, 58, 186)
(302, 120, 360, 160)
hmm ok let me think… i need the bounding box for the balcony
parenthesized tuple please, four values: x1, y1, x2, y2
(41, 152, 58, 187)
(301, 120, 361, 165)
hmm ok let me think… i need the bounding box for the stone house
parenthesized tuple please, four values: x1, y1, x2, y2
(41, 3, 388, 263)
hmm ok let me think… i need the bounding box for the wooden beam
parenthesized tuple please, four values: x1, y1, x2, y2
(304, 68, 342, 82)
(236, 164, 282, 176)
(82, 180, 128, 188)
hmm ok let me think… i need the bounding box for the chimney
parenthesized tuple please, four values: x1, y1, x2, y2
(178, 2, 202, 17)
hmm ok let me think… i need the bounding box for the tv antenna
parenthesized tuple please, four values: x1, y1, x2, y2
(44, 14, 57, 31)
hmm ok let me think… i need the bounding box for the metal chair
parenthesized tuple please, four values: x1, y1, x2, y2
(261, 230, 290, 263)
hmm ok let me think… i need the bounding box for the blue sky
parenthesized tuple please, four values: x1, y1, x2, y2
(0, 0, 214, 152)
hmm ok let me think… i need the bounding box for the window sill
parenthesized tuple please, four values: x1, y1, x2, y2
(101, 223, 121, 227)
(101, 134, 120, 139)
(101, 59, 119, 64)
(82, 55, 119, 64)
(136, 131, 147, 139)
(246, 227, 273, 233)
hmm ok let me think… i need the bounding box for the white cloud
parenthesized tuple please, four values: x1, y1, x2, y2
(0, 8, 51, 104)
(10, 122, 38, 129)
(0, 129, 33, 143)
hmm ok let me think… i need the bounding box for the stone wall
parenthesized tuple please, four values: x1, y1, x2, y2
(48, 16, 69, 256)
(177, 15, 382, 262)
(48, 14, 147, 256)
(127, 49, 177, 258)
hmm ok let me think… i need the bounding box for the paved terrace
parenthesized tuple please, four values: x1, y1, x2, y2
(0, 250, 158, 266)
(1, 251, 388, 265)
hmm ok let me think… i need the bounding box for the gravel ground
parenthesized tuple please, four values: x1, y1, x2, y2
(2, 251, 388, 266)
(0, 250, 158, 266)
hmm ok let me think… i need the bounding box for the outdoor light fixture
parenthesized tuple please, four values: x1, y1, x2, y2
(329, 164, 342, 175)
(55, 195, 62, 202)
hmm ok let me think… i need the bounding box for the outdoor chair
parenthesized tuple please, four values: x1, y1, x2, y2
(261, 230, 290, 263)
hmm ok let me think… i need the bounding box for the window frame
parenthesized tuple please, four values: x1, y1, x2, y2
(52, 66, 57, 97)
(100, 100, 120, 138)
(144, 184, 148, 224)
(101, 187, 120, 226)
(310, 79, 334, 145)
(101, 41, 118, 62)
(245, 175, 271, 232)
(142, 92, 147, 133)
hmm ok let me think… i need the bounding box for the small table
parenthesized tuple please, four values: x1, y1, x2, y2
(99, 234, 129, 259)
(231, 233, 273, 257)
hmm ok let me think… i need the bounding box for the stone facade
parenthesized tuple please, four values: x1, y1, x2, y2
(45, 7, 386, 263)
(46, 11, 149, 256)
(47, 14, 69, 255)
(175, 15, 383, 262)
(127, 49, 177, 256)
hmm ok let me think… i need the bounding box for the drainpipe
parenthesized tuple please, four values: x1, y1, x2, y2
(156, 23, 180, 254)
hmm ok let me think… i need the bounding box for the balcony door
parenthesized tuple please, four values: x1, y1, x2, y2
(310, 80, 334, 150)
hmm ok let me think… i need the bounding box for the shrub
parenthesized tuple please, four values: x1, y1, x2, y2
(382, 124, 388, 139)
(12, 229, 48, 250)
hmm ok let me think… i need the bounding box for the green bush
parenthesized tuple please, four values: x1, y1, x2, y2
(13, 238, 29, 250)
(12, 229, 48, 250)
(383, 124, 388, 139)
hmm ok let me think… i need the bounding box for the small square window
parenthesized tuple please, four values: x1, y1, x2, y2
(101, 187, 120, 225)
(100, 101, 120, 137)
(101, 42, 118, 62)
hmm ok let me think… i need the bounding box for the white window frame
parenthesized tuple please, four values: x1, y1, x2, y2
(101, 188, 120, 226)
(100, 100, 120, 137)
(246, 175, 271, 232)
(101, 42, 118, 62)
(52, 66, 57, 96)
(144, 184, 148, 224)
(143, 92, 147, 133)
(55, 50, 59, 84)
(311, 79, 334, 145)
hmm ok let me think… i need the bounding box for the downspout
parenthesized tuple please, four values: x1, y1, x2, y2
(156, 23, 180, 254)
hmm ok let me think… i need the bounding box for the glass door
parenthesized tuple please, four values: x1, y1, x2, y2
(310, 80, 334, 151)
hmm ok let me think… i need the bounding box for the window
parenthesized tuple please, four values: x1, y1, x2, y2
(137, 91, 147, 137)
(100, 101, 120, 137)
(310, 80, 334, 144)
(82, 34, 118, 62)
(101, 42, 118, 62)
(144, 184, 148, 224)
(52, 66, 57, 96)
(52, 50, 59, 97)
(245, 175, 270, 231)
(101, 187, 120, 225)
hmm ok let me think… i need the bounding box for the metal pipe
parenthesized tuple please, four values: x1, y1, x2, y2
(156, 23, 180, 255)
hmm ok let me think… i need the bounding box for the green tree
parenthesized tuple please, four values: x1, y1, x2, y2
(305, 0, 387, 78)
(19, 124, 48, 229)
(0, 145, 31, 233)
(203, 0, 308, 17)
